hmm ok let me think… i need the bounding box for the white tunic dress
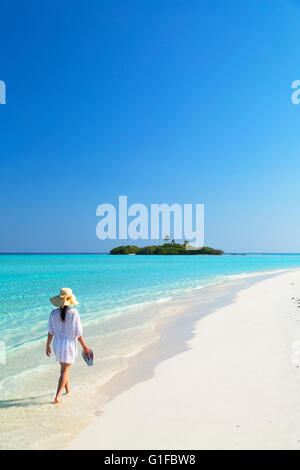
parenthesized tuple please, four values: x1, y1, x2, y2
(48, 308, 83, 364)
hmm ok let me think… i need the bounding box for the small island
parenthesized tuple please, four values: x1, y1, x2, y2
(110, 241, 224, 255)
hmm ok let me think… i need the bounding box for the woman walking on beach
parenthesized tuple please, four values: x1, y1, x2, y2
(46, 288, 90, 403)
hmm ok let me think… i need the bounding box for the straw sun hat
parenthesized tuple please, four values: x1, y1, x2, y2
(50, 287, 79, 308)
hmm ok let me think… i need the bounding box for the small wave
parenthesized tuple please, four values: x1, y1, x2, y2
(224, 268, 289, 281)
(82, 297, 174, 328)
(0, 364, 53, 391)
(153, 296, 173, 304)
(5, 334, 46, 354)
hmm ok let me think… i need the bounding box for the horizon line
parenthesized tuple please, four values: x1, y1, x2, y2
(1, 251, 300, 255)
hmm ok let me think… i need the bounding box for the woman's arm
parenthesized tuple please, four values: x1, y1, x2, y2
(78, 336, 90, 355)
(46, 333, 53, 357)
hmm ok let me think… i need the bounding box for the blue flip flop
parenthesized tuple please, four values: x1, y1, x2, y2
(82, 349, 94, 366)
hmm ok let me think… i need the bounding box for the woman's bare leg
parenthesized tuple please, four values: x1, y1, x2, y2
(55, 362, 71, 403)
(65, 379, 71, 394)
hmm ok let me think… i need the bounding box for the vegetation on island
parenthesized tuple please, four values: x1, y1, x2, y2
(110, 240, 224, 255)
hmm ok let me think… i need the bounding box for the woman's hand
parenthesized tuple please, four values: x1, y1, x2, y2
(78, 336, 91, 355)
(46, 333, 53, 357)
(83, 345, 91, 355)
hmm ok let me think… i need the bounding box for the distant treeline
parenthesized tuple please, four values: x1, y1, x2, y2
(110, 243, 224, 255)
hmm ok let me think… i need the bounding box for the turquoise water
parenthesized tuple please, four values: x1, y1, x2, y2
(2, 253, 300, 351)
(1, 253, 300, 449)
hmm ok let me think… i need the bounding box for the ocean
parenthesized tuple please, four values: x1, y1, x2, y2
(1, 253, 300, 449)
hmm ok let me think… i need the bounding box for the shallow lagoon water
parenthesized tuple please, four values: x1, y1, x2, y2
(1, 253, 300, 449)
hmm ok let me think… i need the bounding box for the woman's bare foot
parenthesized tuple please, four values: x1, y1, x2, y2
(54, 396, 62, 403)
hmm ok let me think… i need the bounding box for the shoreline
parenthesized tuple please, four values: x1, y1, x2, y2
(66, 268, 299, 450)
(0, 267, 292, 450)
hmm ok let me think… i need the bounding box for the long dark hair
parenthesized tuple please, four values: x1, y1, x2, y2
(60, 305, 69, 322)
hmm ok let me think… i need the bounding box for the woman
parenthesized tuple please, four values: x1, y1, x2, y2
(46, 287, 90, 403)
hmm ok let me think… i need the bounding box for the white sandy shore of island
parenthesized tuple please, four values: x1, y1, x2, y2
(66, 270, 300, 450)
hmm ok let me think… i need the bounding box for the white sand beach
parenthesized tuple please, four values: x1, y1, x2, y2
(67, 270, 300, 450)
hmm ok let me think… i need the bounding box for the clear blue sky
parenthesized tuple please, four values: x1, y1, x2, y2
(1, 0, 300, 252)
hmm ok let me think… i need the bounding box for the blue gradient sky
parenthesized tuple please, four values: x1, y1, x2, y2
(1, 0, 300, 252)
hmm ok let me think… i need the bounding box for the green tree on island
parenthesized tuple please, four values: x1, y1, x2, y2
(110, 242, 223, 256)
